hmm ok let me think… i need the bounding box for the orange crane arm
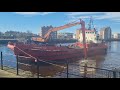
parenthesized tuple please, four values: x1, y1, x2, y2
(43, 22, 80, 42)
(32, 19, 86, 46)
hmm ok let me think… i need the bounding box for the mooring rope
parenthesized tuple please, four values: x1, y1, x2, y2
(15, 46, 66, 69)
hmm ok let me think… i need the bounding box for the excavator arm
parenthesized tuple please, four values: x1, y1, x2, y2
(32, 19, 85, 43)
(43, 22, 81, 42)
(32, 21, 81, 42)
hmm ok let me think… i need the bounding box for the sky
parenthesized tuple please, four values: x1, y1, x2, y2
(0, 12, 120, 34)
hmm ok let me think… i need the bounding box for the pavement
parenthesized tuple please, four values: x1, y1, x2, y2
(0, 69, 23, 78)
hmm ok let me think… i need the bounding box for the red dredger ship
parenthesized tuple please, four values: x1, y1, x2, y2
(7, 19, 108, 64)
(7, 42, 107, 63)
(7, 42, 84, 61)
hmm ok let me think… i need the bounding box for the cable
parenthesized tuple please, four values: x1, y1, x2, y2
(15, 46, 66, 69)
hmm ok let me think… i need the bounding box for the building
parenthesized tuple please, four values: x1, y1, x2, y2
(41, 26, 57, 40)
(77, 29, 98, 43)
(113, 33, 120, 39)
(73, 34, 76, 39)
(99, 27, 112, 41)
(38, 32, 41, 36)
(111, 34, 114, 39)
(57, 32, 74, 40)
(76, 29, 81, 40)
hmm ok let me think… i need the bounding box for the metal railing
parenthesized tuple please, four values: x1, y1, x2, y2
(0, 51, 120, 78)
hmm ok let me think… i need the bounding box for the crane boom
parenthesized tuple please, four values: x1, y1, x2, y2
(43, 22, 80, 42)
(32, 21, 81, 42)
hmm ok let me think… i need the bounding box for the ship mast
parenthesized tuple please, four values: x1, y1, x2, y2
(88, 16, 93, 30)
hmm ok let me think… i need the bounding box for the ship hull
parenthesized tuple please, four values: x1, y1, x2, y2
(7, 42, 107, 65)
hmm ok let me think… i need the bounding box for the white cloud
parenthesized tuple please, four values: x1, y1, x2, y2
(96, 12, 120, 20)
(67, 12, 102, 16)
(67, 12, 120, 23)
(15, 12, 39, 15)
(39, 12, 55, 15)
(15, 12, 55, 16)
(15, 12, 120, 22)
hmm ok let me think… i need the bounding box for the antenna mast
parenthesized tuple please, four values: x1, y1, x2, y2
(88, 16, 94, 30)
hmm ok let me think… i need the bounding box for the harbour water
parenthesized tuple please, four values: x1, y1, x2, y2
(0, 41, 120, 77)
(100, 41, 120, 69)
(0, 44, 16, 68)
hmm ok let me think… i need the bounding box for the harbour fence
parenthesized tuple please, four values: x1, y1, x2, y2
(0, 51, 120, 78)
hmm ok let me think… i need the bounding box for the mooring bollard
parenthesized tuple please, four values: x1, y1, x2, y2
(16, 55, 19, 75)
(1, 52, 3, 70)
